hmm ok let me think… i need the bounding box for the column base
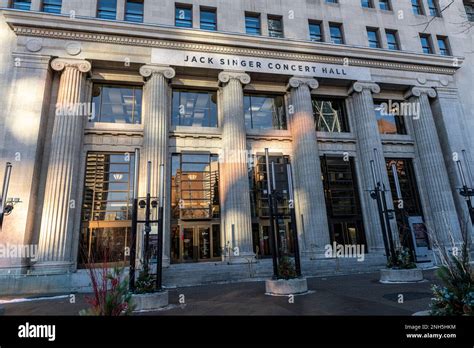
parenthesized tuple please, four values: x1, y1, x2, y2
(31, 261, 76, 275)
(300, 249, 328, 261)
(224, 252, 256, 265)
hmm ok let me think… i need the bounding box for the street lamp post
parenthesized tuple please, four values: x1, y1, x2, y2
(0, 162, 12, 229)
(456, 151, 474, 224)
(265, 149, 279, 279)
(286, 163, 302, 277)
(129, 149, 140, 291)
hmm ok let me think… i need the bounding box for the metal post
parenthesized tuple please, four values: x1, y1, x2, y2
(265, 149, 279, 279)
(457, 160, 474, 224)
(380, 183, 397, 265)
(144, 161, 152, 271)
(0, 162, 12, 229)
(156, 163, 165, 291)
(287, 163, 301, 277)
(129, 150, 139, 291)
(271, 161, 283, 255)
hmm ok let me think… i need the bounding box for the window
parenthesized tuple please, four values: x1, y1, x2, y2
(419, 34, 433, 54)
(329, 23, 344, 44)
(412, 0, 424, 15)
(312, 98, 349, 133)
(42, 0, 62, 14)
(367, 28, 381, 48)
(175, 4, 192, 28)
(428, 0, 441, 17)
(465, 2, 474, 22)
(309, 21, 323, 42)
(268, 15, 283, 38)
(125, 0, 144, 23)
(92, 85, 142, 124)
(97, 0, 117, 20)
(200, 7, 217, 31)
(386, 30, 400, 50)
(244, 95, 287, 130)
(361, 0, 374, 8)
(172, 90, 218, 128)
(437, 36, 450, 56)
(321, 156, 366, 248)
(11, 0, 31, 10)
(326, 0, 338, 3)
(245, 13, 261, 35)
(379, 0, 391, 11)
(79, 152, 135, 265)
(374, 101, 407, 135)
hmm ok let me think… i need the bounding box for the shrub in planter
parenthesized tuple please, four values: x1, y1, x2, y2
(387, 247, 416, 269)
(277, 256, 297, 280)
(134, 264, 156, 295)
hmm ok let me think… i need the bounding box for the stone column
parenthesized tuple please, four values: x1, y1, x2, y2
(36, 58, 91, 272)
(287, 77, 330, 259)
(139, 65, 176, 267)
(405, 87, 462, 247)
(218, 71, 254, 263)
(349, 81, 395, 253)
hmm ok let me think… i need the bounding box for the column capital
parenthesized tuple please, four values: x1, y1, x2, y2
(218, 71, 251, 85)
(348, 81, 380, 95)
(139, 65, 176, 79)
(404, 86, 437, 99)
(287, 77, 319, 90)
(51, 58, 91, 73)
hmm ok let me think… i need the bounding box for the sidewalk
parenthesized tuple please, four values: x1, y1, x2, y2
(0, 270, 439, 316)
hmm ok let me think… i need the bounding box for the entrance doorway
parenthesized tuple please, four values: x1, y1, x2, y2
(171, 223, 221, 263)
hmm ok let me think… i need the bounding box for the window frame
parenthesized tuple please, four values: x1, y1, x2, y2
(11, 0, 32, 11)
(367, 27, 381, 48)
(329, 22, 344, 45)
(172, 89, 219, 128)
(97, 0, 117, 20)
(385, 29, 400, 50)
(244, 93, 288, 130)
(309, 20, 323, 42)
(245, 12, 261, 36)
(267, 15, 284, 38)
(419, 34, 434, 54)
(124, 0, 144, 23)
(379, 0, 392, 11)
(437, 36, 451, 56)
(42, 0, 62, 14)
(175, 3, 193, 28)
(200, 6, 217, 31)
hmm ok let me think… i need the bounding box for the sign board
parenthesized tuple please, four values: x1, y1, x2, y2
(151, 48, 371, 81)
(408, 216, 431, 262)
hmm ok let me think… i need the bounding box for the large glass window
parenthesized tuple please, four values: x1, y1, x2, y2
(321, 156, 366, 248)
(374, 100, 407, 135)
(428, 0, 441, 17)
(312, 98, 349, 133)
(92, 84, 142, 124)
(379, 0, 391, 11)
(386, 30, 400, 50)
(437, 36, 451, 56)
(79, 152, 135, 265)
(245, 13, 261, 35)
(367, 28, 381, 48)
(175, 4, 192, 28)
(420, 34, 433, 54)
(361, 0, 374, 8)
(244, 95, 287, 130)
(309, 21, 323, 42)
(200, 7, 217, 31)
(412, 0, 424, 15)
(125, 0, 144, 23)
(11, 0, 31, 10)
(268, 15, 283, 38)
(329, 23, 344, 44)
(97, 0, 117, 20)
(172, 90, 218, 127)
(42, 0, 62, 14)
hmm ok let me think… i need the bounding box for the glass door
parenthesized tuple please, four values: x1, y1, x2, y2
(171, 224, 221, 263)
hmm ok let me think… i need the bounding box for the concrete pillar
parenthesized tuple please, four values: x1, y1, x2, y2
(218, 71, 254, 263)
(349, 81, 395, 254)
(36, 58, 91, 273)
(405, 86, 462, 248)
(287, 77, 330, 259)
(139, 65, 175, 267)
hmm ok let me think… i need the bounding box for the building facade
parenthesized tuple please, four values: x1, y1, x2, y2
(0, 0, 473, 293)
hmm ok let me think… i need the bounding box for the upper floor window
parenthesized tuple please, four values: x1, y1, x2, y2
(92, 84, 142, 124)
(268, 15, 284, 38)
(42, 0, 62, 14)
(412, 0, 424, 15)
(465, 2, 474, 21)
(361, 0, 374, 8)
(172, 90, 218, 128)
(312, 98, 349, 133)
(420, 34, 433, 54)
(200, 7, 217, 31)
(386, 30, 400, 50)
(245, 13, 261, 35)
(125, 0, 144, 23)
(329, 23, 344, 44)
(309, 21, 323, 42)
(175, 4, 192, 28)
(326, 0, 338, 3)
(379, 0, 391, 11)
(367, 28, 381, 48)
(428, 0, 441, 17)
(244, 94, 287, 130)
(437, 36, 451, 56)
(11, 0, 31, 10)
(97, 0, 117, 20)
(374, 101, 407, 135)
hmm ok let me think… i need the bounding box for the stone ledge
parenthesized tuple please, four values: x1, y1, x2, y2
(132, 291, 169, 312)
(379, 268, 424, 283)
(265, 278, 308, 296)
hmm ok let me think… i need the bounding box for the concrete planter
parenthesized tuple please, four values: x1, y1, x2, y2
(265, 278, 308, 296)
(132, 291, 169, 312)
(379, 268, 424, 283)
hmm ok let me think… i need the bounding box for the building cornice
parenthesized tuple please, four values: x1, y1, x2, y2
(2, 10, 463, 76)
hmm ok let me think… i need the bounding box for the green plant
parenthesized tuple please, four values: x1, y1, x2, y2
(277, 256, 297, 280)
(387, 247, 416, 269)
(134, 264, 156, 294)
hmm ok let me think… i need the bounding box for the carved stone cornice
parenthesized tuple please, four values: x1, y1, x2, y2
(139, 65, 175, 79)
(348, 81, 380, 95)
(404, 86, 437, 99)
(218, 71, 251, 85)
(287, 77, 319, 90)
(51, 58, 91, 73)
